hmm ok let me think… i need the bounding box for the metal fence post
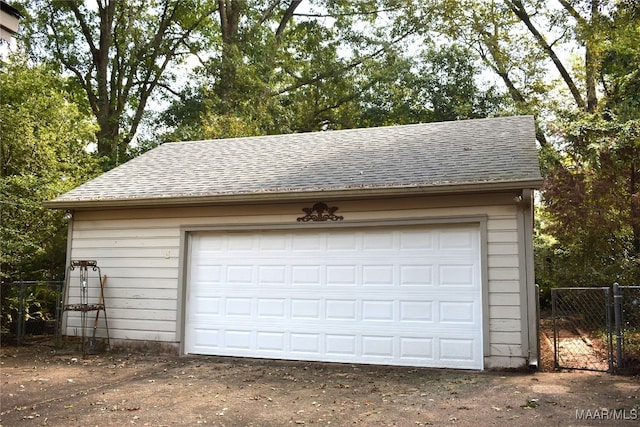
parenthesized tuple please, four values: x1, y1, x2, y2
(604, 287, 613, 373)
(535, 284, 540, 371)
(551, 288, 559, 369)
(54, 282, 63, 347)
(613, 282, 623, 371)
(16, 281, 25, 346)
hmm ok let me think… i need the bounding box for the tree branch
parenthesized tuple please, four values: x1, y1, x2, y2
(294, 8, 401, 18)
(505, 0, 586, 110)
(258, 0, 281, 27)
(275, 0, 302, 40)
(274, 29, 416, 96)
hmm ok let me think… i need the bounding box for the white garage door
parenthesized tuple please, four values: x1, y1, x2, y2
(184, 224, 483, 369)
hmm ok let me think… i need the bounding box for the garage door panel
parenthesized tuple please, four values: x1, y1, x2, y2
(291, 266, 321, 285)
(325, 299, 356, 319)
(226, 265, 253, 283)
(362, 300, 394, 320)
(400, 230, 434, 249)
(399, 300, 434, 322)
(189, 294, 479, 323)
(257, 265, 287, 284)
(326, 265, 357, 285)
(291, 333, 321, 353)
(225, 297, 252, 316)
(439, 301, 477, 323)
(439, 264, 476, 286)
(362, 335, 394, 356)
(258, 234, 288, 250)
(191, 328, 220, 349)
(186, 225, 482, 369)
(257, 331, 285, 351)
(225, 330, 252, 349)
(326, 334, 356, 355)
(291, 299, 321, 318)
(362, 265, 394, 285)
(192, 296, 221, 315)
(228, 235, 255, 250)
(188, 326, 482, 368)
(327, 233, 357, 250)
(292, 234, 323, 250)
(362, 231, 395, 249)
(400, 337, 434, 359)
(257, 298, 286, 317)
(400, 265, 434, 286)
(439, 229, 475, 249)
(439, 337, 478, 362)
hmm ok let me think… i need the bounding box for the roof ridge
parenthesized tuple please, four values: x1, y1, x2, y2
(162, 115, 535, 146)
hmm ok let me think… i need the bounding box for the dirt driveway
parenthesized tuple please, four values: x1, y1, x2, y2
(1, 345, 638, 427)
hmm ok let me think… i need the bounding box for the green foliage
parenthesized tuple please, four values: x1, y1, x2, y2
(13, 0, 640, 296)
(156, 2, 506, 143)
(0, 56, 99, 281)
(600, 3, 640, 122)
(426, 0, 640, 291)
(20, 0, 217, 169)
(541, 114, 640, 288)
(357, 44, 506, 127)
(1, 284, 59, 332)
(534, 1, 640, 289)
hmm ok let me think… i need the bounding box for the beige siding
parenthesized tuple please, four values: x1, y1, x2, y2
(65, 220, 181, 342)
(485, 213, 523, 366)
(489, 280, 521, 293)
(489, 318, 521, 331)
(64, 192, 531, 367)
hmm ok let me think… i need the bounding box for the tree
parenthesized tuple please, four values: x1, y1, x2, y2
(0, 57, 99, 281)
(453, 0, 640, 288)
(357, 44, 506, 127)
(21, 0, 217, 169)
(154, 0, 508, 144)
(427, 0, 640, 289)
(152, 1, 341, 141)
(540, 1, 640, 287)
(435, 0, 559, 153)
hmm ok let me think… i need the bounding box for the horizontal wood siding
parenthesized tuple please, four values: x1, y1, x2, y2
(65, 193, 528, 364)
(485, 213, 524, 366)
(65, 221, 181, 342)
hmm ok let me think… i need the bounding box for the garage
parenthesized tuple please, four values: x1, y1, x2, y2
(47, 116, 543, 369)
(185, 224, 483, 369)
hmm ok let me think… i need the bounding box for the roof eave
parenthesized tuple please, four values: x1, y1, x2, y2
(0, 1, 23, 19)
(44, 179, 544, 210)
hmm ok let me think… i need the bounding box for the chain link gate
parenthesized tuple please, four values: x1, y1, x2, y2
(551, 287, 613, 372)
(614, 284, 640, 373)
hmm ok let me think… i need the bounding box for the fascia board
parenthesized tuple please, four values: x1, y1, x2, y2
(44, 179, 544, 210)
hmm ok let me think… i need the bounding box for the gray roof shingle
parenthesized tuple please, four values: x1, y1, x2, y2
(46, 116, 543, 208)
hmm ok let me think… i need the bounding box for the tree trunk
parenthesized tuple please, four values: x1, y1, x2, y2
(630, 156, 640, 258)
(96, 120, 121, 167)
(585, 0, 599, 113)
(219, 0, 243, 44)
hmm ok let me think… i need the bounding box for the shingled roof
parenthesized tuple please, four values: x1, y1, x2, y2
(46, 116, 543, 209)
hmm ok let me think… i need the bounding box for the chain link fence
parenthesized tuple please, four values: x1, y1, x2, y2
(0, 281, 64, 346)
(552, 285, 640, 374)
(551, 287, 613, 372)
(614, 284, 640, 373)
(4, 280, 638, 373)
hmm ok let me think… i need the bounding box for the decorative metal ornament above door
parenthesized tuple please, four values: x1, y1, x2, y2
(297, 202, 344, 222)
